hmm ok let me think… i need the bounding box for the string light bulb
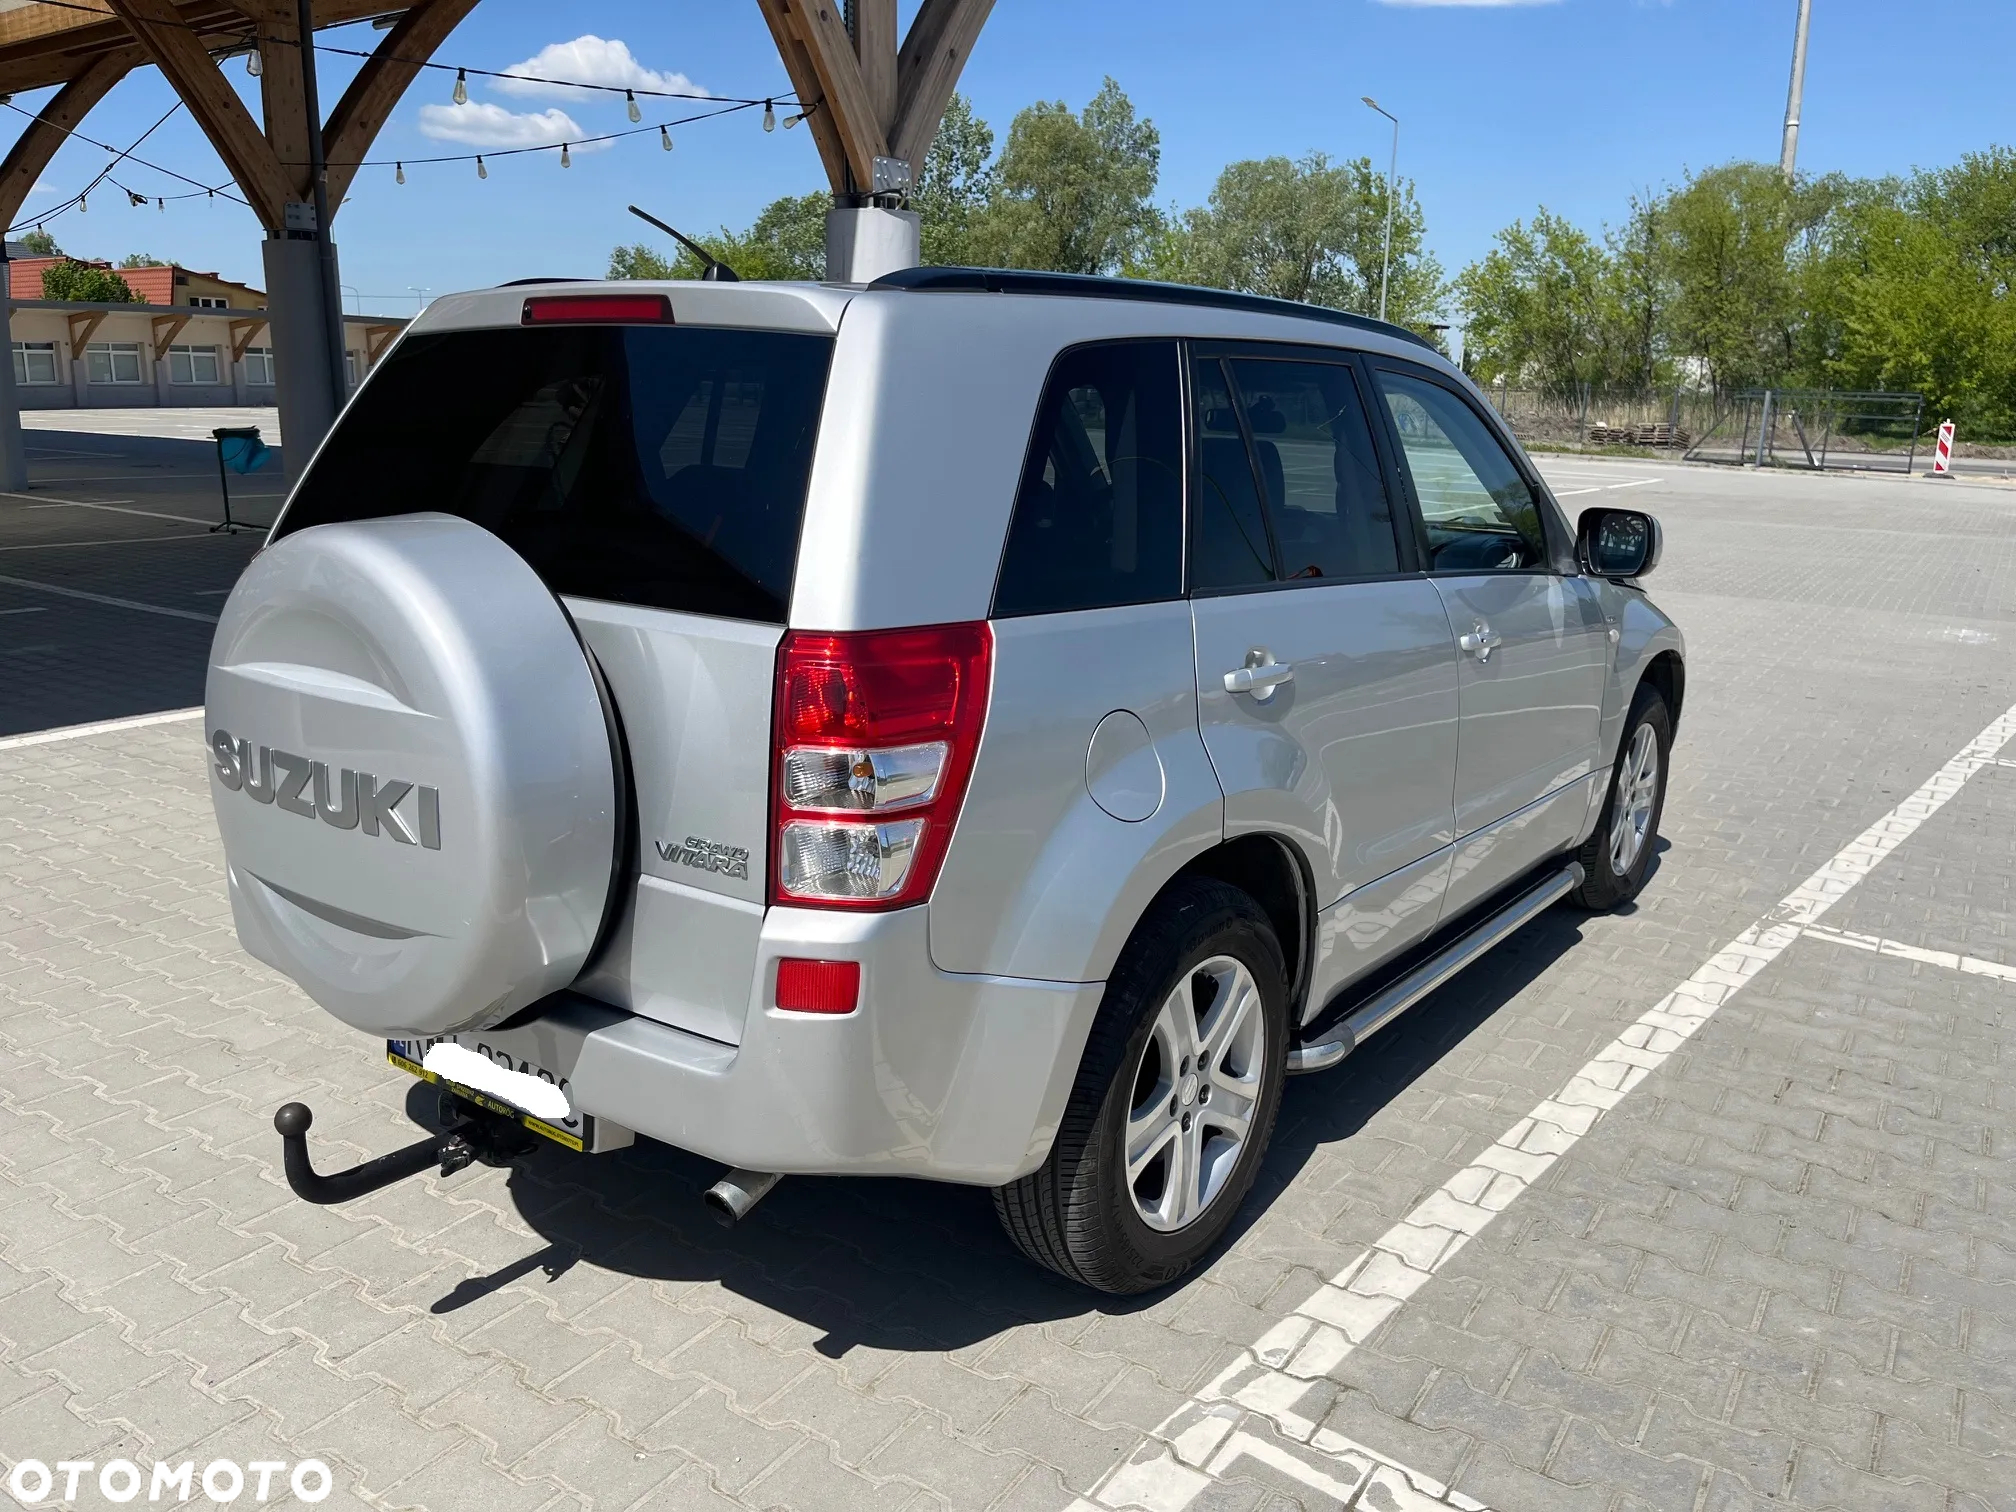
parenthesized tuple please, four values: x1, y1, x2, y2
(560, 142, 571, 168)
(763, 99, 775, 132)
(157, 197, 164, 211)
(395, 161, 405, 184)
(626, 89, 641, 123)
(660, 126, 673, 151)
(128, 190, 145, 206)
(784, 110, 803, 129)
(246, 48, 261, 78)
(475, 155, 487, 179)
(78, 192, 86, 212)
(452, 68, 467, 106)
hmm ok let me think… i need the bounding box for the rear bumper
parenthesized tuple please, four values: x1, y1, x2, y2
(510, 906, 1102, 1184)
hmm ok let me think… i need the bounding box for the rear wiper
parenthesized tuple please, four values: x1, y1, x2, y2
(627, 205, 741, 282)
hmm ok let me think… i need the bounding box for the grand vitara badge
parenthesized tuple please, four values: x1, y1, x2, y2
(211, 729, 442, 850)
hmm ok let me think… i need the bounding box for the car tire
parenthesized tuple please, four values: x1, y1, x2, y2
(994, 878, 1289, 1294)
(1571, 682, 1672, 911)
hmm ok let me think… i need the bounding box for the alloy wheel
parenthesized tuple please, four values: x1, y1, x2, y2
(1123, 955, 1266, 1232)
(1608, 721, 1660, 876)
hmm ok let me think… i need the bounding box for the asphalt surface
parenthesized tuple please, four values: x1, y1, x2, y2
(4, 429, 2016, 1510)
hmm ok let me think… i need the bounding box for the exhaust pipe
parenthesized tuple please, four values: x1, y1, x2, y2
(704, 1168, 781, 1226)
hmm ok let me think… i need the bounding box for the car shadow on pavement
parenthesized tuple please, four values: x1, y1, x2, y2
(400, 885, 1610, 1356)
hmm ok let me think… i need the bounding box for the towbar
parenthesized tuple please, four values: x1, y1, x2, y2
(274, 1100, 533, 1205)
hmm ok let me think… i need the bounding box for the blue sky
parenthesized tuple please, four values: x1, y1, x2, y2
(11, 0, 2010, 319)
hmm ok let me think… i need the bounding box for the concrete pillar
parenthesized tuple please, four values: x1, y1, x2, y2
(825, 206, 921, 283)
(0, 253, 27, 491)
(262, 234, 343, 473)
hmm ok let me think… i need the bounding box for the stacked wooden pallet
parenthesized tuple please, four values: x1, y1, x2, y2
(1587, 422, 1692, 448)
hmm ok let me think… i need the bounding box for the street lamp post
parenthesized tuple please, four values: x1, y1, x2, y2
(1362, 97, 1399, 324)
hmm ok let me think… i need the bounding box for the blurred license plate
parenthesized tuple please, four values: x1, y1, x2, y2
(387, 1036, 595, 1153)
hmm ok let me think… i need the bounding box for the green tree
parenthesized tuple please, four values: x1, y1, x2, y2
(17, 228, 58, 256)
(118, 252, 166, 268)
(967, 78, 1161, 274)
(1455, 210, 1613, 396)
(41, 261, 136, 303)
(916, 92, 996, 266)
(1162, 153, 1368, 304)
(608, 192, 829, 282)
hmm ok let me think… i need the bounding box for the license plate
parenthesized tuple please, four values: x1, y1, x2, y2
(388, 1036, 596, 1153)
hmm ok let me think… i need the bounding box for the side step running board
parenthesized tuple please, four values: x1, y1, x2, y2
(1287, 861, 1584, 1075)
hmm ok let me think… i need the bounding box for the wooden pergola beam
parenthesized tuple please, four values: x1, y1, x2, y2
(753, 0, 992, 201)
(105, 0, 292, 226)
(228, 315, 268, 361)
(752, 0, 848, 194)
(0, 47, 137, 229)
(892, 0, 993, 168)
(322, 0, 481, 207)
(0, 0, 387, 95)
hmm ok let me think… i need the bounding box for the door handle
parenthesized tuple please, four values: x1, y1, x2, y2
(1223, 652, 1295, 701)
(1458, 624, 1504, 662)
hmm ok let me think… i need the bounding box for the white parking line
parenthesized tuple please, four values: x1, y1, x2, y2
(1547, 477, 1663, 497)
(1075, 698, 2016, 1511)
(0, 706, 201, 752)
(0, 572, 220, 623)
(1801, 924, 2016, 985)
(18, 498, 216, 526)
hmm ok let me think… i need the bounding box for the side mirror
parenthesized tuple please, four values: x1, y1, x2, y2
(1578, 507, 1662, 579)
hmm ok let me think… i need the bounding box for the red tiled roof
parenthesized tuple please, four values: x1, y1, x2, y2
(7, 256, 255, 304)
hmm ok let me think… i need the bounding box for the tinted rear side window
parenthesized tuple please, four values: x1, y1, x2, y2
(278, 324, 833, 622)
(993, 341, 1184, 617)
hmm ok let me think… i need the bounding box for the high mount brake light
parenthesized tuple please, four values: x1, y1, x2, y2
(770, 623, 992, 909)
(521, 294, 674, 325)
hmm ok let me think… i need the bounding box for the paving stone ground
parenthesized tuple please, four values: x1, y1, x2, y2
(4, 443, 2016, 1510)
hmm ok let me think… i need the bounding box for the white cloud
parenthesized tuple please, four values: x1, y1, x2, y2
(493, 36, 707, 101)
(416, 101, 609, 151)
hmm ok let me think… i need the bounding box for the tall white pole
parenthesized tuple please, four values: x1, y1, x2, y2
(1363, 97, 1399, 322)
(1780, 0, 1812, 182)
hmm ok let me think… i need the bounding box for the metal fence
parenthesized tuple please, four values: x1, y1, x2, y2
(1683, 389, 1926, 473)
(1475, 382, 1931, 474)
(1477, 384, 1721, 453)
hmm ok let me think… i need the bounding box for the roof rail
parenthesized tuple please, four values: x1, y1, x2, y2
(866, 266, 1438, 352)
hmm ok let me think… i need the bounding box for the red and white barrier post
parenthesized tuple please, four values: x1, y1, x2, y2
(1931, 419, 1956, 477)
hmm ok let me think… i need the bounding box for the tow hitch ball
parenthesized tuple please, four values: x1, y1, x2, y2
(273, 1100, 534, 1205)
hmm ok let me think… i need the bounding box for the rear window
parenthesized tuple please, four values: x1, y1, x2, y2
(277, 324, 834, 622)
(992, 340, 1184, 617)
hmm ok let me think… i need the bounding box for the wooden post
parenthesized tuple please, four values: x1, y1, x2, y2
(752, 0, 995, 277)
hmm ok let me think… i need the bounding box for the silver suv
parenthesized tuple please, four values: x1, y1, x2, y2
(206, 269, 1683, 1294)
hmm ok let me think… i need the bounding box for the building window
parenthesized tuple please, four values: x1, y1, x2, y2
(344, 350, 358, 387)
(168, 344, 222, 385)
(85, 342, 144, 385)
(189, 296, 230, 309)
(11, 341, 57, 385)
(244, 346, 275, 386)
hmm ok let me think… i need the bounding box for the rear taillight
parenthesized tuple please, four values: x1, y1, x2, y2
(770, 622, 992, 909)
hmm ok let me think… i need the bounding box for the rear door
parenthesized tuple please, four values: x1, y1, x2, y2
(1368, 363, 1610, 917)
(275, 316, 835, 1045)
(1187, 348, 1459, 996)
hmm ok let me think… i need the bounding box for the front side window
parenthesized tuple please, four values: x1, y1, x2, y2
(86, 342, 143, 385)
(244, 346, 275, 385)
(278, 324, 833, 623)
(1375, 369, 1547, 572)
(12, 341, 56, 385)
(994, 340, 1184, 616)
(168, 344, 221, 384)
(1226, 358, 1400, 580)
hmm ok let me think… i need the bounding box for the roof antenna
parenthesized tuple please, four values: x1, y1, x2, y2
(627, 204, 740, 282)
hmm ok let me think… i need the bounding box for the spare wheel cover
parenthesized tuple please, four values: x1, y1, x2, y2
(205, 513, 619, 1037)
